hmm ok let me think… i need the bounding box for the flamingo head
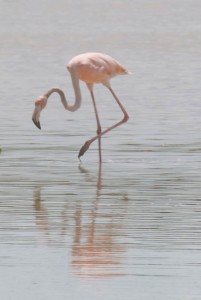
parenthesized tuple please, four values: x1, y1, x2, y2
(32, 95, 48, 130)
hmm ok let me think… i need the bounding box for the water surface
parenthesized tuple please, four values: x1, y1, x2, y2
(1, 0, 201, 299)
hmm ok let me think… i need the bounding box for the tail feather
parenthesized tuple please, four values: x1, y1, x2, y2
(121, 68, 132, 75)
(118, 65, 132, 75)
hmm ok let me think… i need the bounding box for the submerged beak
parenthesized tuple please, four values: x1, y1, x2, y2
(32, 106, 42, 130)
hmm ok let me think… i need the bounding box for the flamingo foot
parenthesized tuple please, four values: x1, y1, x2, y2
(78, 141, 91, 159)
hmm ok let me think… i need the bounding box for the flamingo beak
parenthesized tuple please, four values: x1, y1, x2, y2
(32, 106, 42, 130)
(32, 118, 41, 130)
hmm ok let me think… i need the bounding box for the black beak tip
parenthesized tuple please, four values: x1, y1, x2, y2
(32, 119, 41, 130)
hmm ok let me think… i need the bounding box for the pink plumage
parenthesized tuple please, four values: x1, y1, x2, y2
(32, 52, 129, 162)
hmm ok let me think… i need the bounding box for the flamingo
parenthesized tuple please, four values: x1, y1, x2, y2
(32, 52, 129, 162)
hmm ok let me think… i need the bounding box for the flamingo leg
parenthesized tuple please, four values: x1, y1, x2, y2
(90, 90, 102, 163)
(78, 86, 129, 159)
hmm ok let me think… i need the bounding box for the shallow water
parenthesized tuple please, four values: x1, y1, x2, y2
(1, 0, 201, 299)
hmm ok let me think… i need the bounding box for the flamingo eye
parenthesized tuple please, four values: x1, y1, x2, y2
(34, 99, 41, 106)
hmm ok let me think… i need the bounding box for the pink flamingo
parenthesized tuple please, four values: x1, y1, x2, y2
(32, 52, 129, 162)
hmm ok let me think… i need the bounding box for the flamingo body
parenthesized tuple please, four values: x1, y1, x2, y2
(32, 52, 129, 162)
(67, 52, 128, 85)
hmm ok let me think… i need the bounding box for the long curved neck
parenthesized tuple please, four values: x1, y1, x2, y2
(44, 73, 81, 112)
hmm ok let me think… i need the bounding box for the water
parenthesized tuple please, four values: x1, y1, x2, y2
(1, 0, 201, 299)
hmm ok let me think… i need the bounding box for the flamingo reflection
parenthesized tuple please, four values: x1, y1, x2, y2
(33, 162, 129, 277)
(71, 163, 128, 278)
